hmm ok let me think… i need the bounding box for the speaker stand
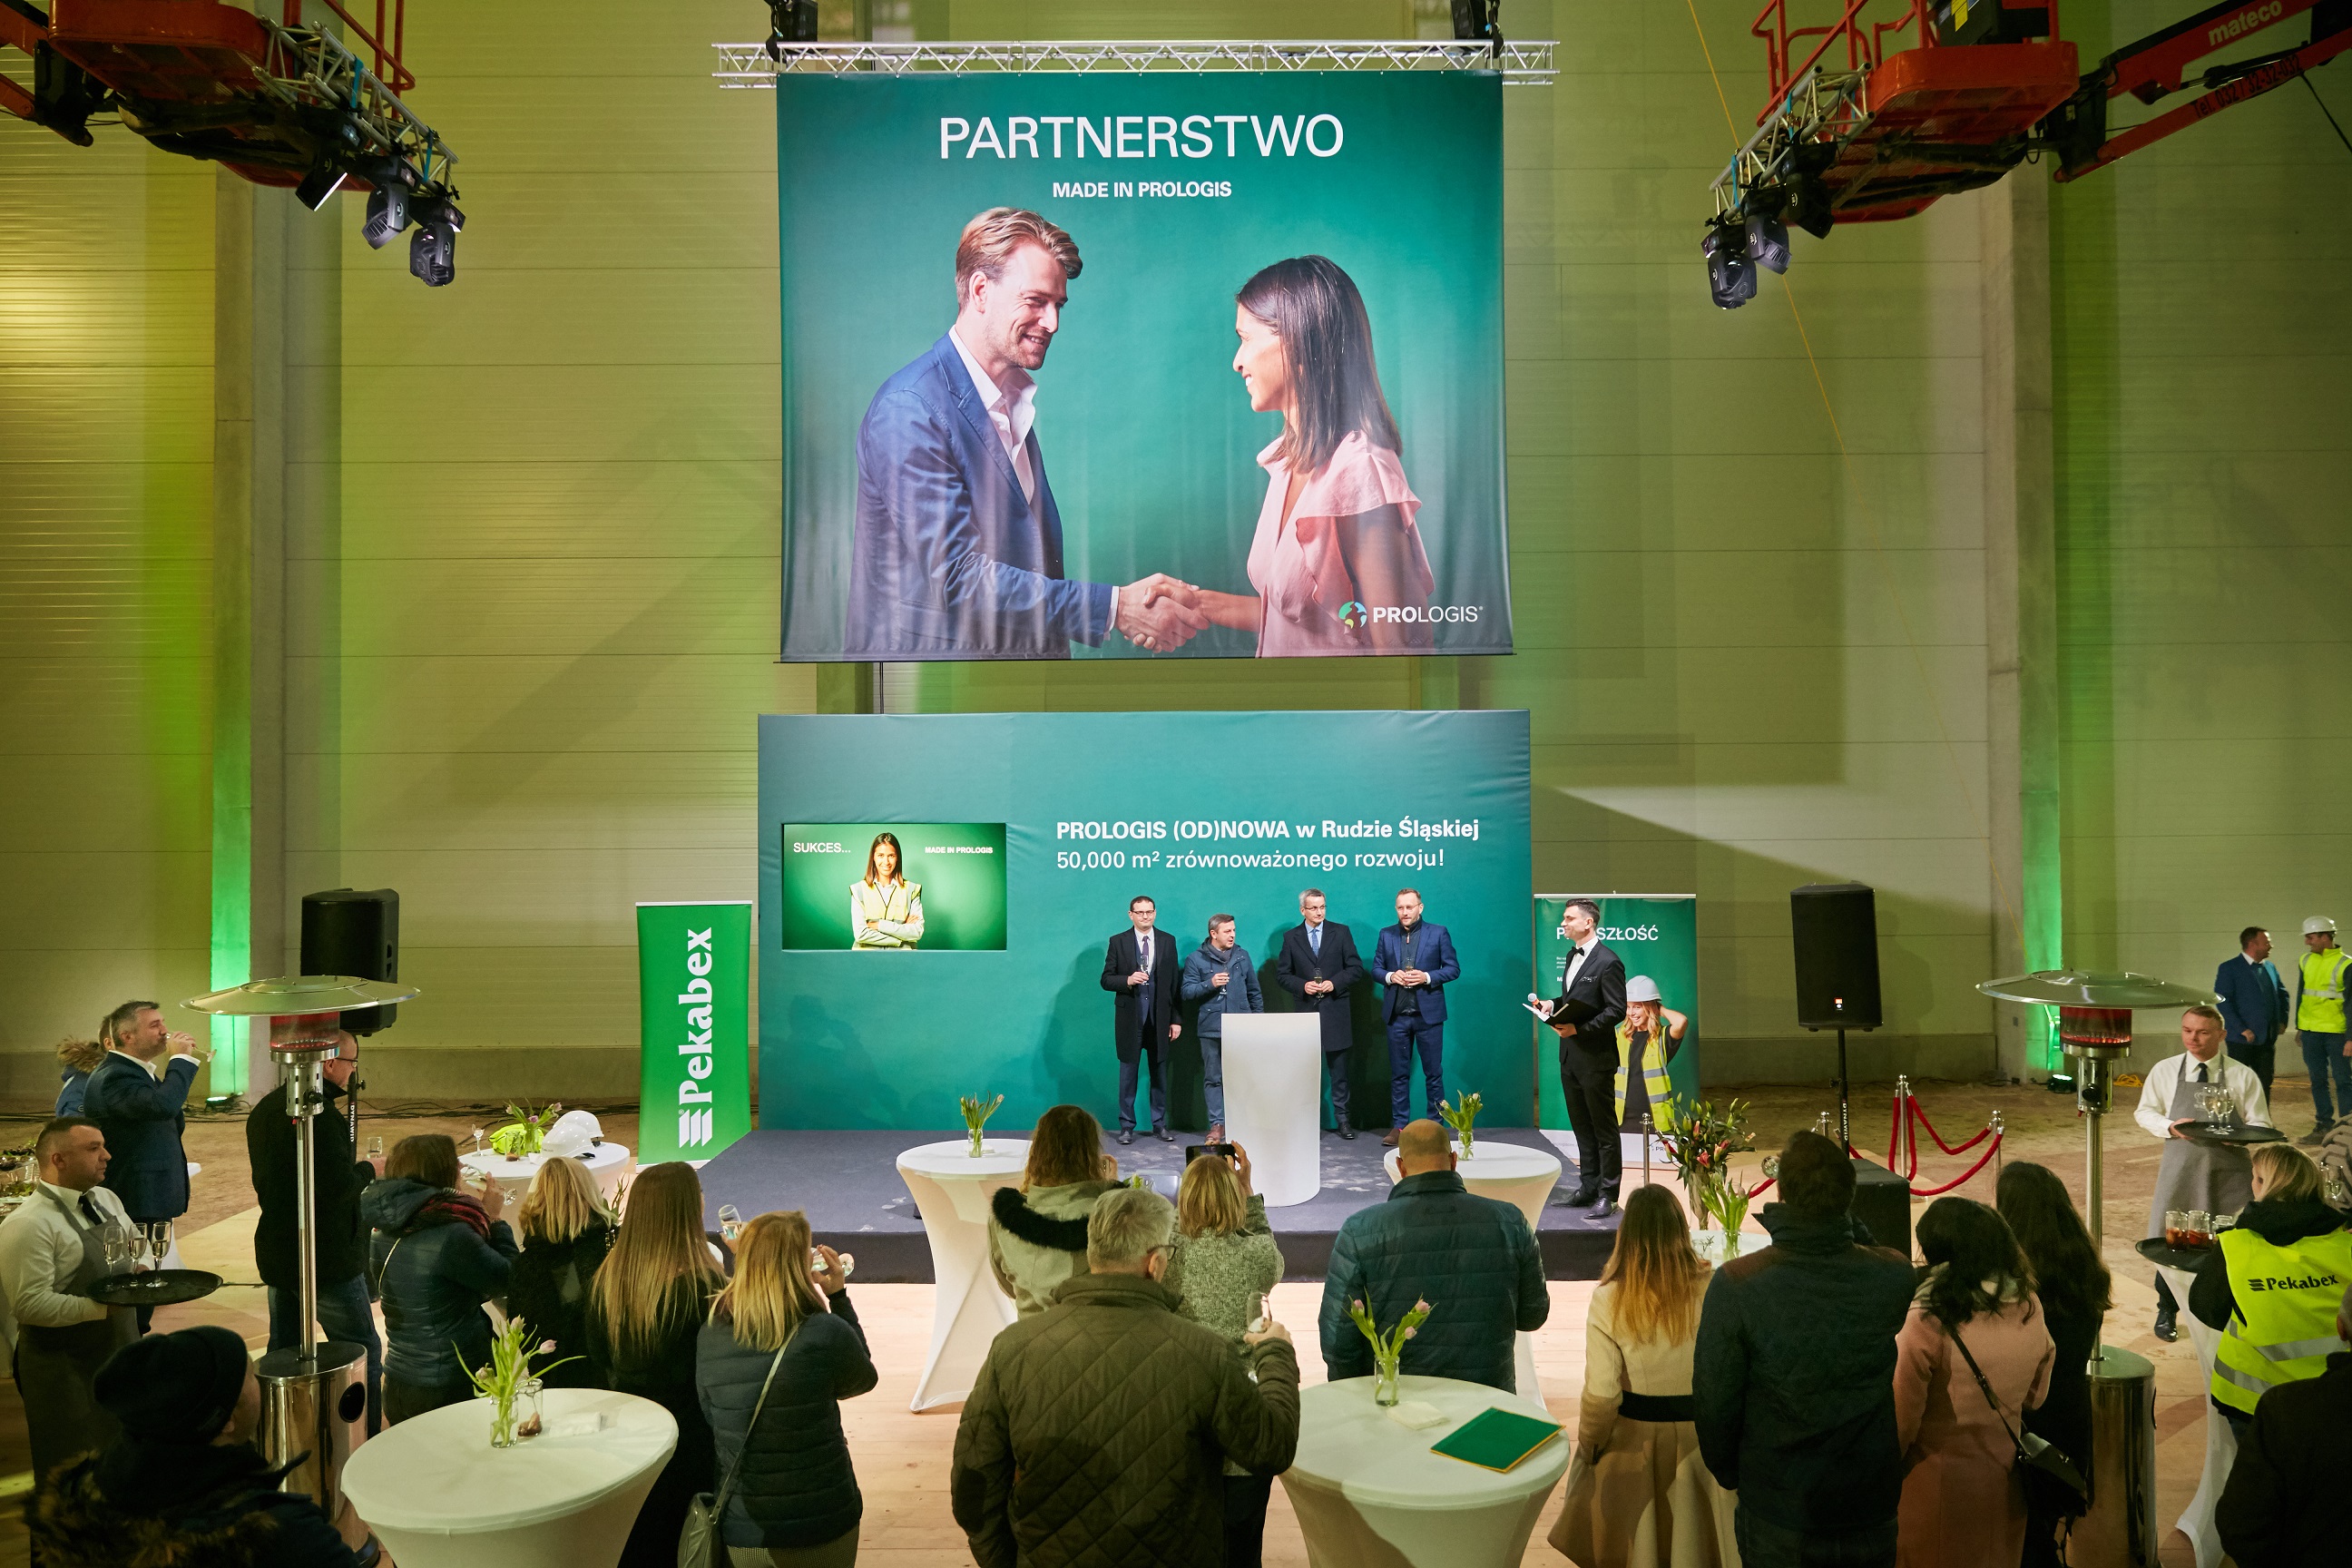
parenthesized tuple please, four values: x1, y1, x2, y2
(1835, 1026, 1851, 1153)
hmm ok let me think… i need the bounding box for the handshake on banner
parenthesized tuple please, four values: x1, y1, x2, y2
(1115, 573, 1211, 652)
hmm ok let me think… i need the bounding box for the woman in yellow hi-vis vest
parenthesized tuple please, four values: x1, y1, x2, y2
(2295, 915, 2352, 1137)
(2190, 1142, 2352, 1425)
(1613, 976, 1690, 1138)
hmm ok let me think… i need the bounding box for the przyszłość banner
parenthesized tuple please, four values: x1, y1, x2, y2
(1534, 896, 1699, 1136)
(775, 70, 1509, 662)
(638, 902, 751, 1162)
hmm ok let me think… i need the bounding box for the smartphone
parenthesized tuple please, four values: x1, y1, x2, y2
(1183, 1142, 1239, 1164)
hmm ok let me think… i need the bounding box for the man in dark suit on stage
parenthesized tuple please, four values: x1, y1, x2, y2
(1101, 895, 1182, 1145)
(1375, 889, 1462, 1149)
(1536, 899, 1628, 1217)
(1277, 889, 1367, 1141)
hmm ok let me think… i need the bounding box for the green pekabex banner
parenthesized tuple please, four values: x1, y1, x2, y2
(1535, 896, 1700, 1132)
(776, 70, 1508, 662)
(637, 902, 753, 1162)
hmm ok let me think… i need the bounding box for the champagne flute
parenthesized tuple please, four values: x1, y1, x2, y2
(148, 1220, 173, 1267)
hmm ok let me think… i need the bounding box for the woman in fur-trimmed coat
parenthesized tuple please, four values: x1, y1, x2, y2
(987, 1105, 1124, 1317)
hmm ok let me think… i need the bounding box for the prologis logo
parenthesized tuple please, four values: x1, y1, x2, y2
(1338, 601, 1368, 632)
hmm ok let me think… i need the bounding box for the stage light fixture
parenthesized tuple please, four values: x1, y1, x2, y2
(408, 196, 463, 287)
(295, 159, 348, 211)
(362, 181, 409, 249)
(1701, 216, 1756, 309)
(1748, 212, 1791, 274)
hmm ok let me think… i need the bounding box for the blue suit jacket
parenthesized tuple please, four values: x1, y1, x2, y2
(1376, 921, 1461, 1025)
(847, 334, 1112, 659)
(2215, 954, 2288, 1048)
(80, 1051, 198, 1220)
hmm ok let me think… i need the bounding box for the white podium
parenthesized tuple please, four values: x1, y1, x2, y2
(1221, 1014, 1322, 1207)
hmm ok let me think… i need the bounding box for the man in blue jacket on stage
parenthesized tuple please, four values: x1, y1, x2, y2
(1375, 890, 1461, 1149)
(1181, 913, 1262, 1143)
(2215, 925, 2288, 1098)
(846, 206, 1204, 659)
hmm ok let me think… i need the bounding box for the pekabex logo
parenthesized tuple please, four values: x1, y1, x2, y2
(1338, 601, 1368, 631)
(2210, 0, 2283, 47)
(676, 925, 717, 1147)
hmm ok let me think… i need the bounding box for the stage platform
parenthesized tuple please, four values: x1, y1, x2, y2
(696, 1126, 1623, 1284)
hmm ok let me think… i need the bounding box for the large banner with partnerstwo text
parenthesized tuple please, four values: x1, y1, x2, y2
(757, 711, 1531, 1129)
(775, 69, 1509, 662)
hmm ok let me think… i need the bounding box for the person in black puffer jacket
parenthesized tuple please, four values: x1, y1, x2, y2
(1693, 1130, 1916, 1568)
(1318, 1120, 1548, 1392)
(364, 1133, 518, 1424)
(30, 1325, 358, 1568)
(698, 1208, 877, 1565)
(505, 1156, 614, 1389)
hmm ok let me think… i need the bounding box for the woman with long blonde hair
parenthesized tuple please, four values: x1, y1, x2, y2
(505, 1156, 614, 1390)
(1549, 1184, 1734, 1568)
(696, 1210, 876, 1565)
(590, 1161, 729, 1568)
(1164, 1145, 1284, 1568)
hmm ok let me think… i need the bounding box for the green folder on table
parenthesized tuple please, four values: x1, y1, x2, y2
(1429, 1407, 1564, 1473)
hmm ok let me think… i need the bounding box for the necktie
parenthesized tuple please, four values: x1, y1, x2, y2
(80, 1193, 103, 1226)
(2194, 1063, 2209, 1083)
(1309, 926, 1321, 958)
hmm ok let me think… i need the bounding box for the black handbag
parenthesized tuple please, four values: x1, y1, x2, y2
(1951, 1321, 2089, 1517)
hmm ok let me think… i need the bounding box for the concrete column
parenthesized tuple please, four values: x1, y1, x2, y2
(1982, 175, 2062, 1082)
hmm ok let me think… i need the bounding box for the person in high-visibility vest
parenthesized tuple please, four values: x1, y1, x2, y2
(1613, 975, 1690, 1135)
(2190, 1142, 2352, 1425)
(2295, 916, 2352, 1140)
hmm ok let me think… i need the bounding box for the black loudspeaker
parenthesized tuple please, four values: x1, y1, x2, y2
(1791, 882, 1883, 1031)
(300, 888, 399, 1034)
(1849, 1155, 1913, 1258)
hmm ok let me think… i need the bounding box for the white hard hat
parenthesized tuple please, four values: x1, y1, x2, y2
(2304, 916, 2338, 936)
(542, 1109, 603, 1157)
(1625, 975, 1662, 1004)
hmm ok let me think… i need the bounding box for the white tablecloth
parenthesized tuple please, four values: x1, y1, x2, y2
(1284, 1374, 1570, 1567)
(460, 1142, 632, 1206)
(340, 1387, 677, 1568)
(1380, 1142, 1563, 1396)
(897, 1138, 1030, 1412)
(2157, 1261, 2234, 1568)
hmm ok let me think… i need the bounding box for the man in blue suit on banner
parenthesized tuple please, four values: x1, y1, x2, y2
(1376, 889, 1460, 1149)
(2216, 924, 2289, 1098)
(848, 207, 1205, 659)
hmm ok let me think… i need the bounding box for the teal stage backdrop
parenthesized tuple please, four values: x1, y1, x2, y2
(1534, 896, 1700, 1132)
(776, 70, 1508, 662)
(759, 711, 1531, 1129)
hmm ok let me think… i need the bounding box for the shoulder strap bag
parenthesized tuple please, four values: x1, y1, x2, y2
(1950, 1320, 2089, 1519)
(678, 1331, 794, 1568)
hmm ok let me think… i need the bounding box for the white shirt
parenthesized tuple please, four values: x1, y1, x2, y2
(1562, 942, 1592, 995)
(2133, 1051, 2271, 1142)
(0, 1181, 129, 1335)
(948, 327, 1037, 505)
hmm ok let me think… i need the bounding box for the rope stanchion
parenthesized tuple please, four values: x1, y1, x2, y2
(1906, 1132, 2002, 1197)
(1879, 1085, 2004, 1195)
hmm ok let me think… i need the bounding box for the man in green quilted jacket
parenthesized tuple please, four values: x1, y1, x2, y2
(951, 1186, 1300, 1568)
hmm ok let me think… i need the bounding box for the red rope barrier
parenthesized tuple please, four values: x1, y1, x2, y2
(1907, 1097, 1993, 1157)
(1905, 1132, 2002, 1196)
(1745, 1176, 1776, 1199)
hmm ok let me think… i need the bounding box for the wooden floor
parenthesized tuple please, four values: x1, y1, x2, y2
(0, 1074, 2302, 1566)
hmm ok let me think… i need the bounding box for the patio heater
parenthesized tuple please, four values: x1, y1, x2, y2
(1974, 968, 2219, 1248)
(185, 975, 418, 1526)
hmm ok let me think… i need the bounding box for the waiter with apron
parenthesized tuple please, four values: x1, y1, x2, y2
(0, 1117, 138, 1485)
(2135, 1004, 2273, 1341)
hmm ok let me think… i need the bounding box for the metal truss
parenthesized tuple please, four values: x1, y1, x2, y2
(257, 17, 456, 189)
(1708, 66, 1866, 218)
(712, 39, 1556, 87)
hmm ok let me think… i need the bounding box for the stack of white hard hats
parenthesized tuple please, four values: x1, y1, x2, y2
(542, 1110, 603, 1158)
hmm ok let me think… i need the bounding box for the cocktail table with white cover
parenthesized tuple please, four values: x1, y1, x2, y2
(897, 1138, 1030, 1412)
(1381, 1140, 1563, 1396)
(339, 1387, 677, 1568)
(1284, 1373, 1570, 1568)
(459, 1142, 632, 1206)
(1222, 1013, 1323, 1206)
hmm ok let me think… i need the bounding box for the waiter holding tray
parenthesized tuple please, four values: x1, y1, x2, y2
(2137, 1002, 2272, 1341)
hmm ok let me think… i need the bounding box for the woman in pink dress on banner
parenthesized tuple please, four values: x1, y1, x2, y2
(1191, 256, 1436, 655)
